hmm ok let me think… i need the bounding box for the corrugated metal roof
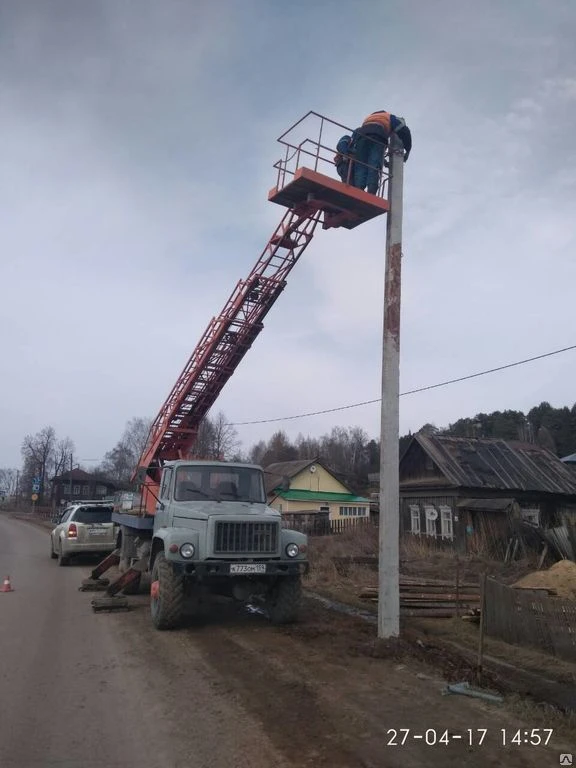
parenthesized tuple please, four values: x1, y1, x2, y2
(265, 459, 317, 479)
(414, 434, 576, 496)
(263, 459, 318, 495)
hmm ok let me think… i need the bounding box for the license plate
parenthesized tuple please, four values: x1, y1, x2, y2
(229, 563, 266, 575)
(89, 528, 107, 536)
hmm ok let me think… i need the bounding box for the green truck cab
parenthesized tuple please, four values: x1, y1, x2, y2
(114, 460, 308, 630)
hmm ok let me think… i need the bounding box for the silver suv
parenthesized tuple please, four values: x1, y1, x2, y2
(50, 503, 117, 565)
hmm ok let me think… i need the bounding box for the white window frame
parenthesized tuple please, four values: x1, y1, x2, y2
(73, 484, 81, 495)
(520, 507, 540, 526)
(424, 506, 437, 537)
(409, 505, 420, 534)
(439, 505, 454, 540)
(339, 506, 366, 517)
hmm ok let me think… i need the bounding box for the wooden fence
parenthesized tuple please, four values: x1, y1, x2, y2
(484, 578, 576, 662)
(282, 514, 376, 537)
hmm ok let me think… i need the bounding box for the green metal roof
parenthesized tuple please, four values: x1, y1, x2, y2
(274, 490, 370, 503)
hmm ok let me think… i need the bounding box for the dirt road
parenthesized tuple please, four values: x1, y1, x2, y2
(1, 514, 573, 768)
(0, 515, 288, 768)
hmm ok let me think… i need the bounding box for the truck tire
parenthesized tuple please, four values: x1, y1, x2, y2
(150, 552, 184, 630)
(266, 576, 301, 625)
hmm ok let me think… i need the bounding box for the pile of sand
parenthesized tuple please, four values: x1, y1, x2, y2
(513, 560, 576, 600)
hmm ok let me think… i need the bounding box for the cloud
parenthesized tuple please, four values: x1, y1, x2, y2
(1, 0, 576, 467)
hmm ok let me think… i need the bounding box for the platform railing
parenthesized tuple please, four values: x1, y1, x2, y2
(273, 111, 390, 199)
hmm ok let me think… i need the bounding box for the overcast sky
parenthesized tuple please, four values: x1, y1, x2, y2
(1, 0, 575, 468)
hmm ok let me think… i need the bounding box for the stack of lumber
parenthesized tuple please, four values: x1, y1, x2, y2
(359, 577, 481, 618)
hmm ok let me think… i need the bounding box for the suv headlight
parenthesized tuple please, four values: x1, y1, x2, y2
(180, 543, 195, 559)
(286, 543, 299, 558)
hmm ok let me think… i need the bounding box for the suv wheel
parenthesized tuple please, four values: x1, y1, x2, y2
(50, 538, 58, 559)
(58, 545, 70, 567)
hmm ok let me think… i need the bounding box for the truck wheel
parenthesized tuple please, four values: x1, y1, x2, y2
(150, 552, 184, 630)
(50, 539, 58, 559)
(266, 576, 301, 625)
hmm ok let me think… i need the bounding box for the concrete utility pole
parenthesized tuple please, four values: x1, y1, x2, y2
(378, 133, 405, 639)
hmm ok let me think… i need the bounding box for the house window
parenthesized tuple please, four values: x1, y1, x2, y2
(95, 484, 107, 496)
(73, 485, 81, 495)
(409, 505, 420, 534)
(81, 485, 90, 496)
(439, 505, 454, 540)
(521, 508, 540, 526)
(424, 506, 437, 537)
(339, 506, 366, 517)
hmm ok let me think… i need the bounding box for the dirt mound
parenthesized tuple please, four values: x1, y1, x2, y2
(513, 559, 576, 599)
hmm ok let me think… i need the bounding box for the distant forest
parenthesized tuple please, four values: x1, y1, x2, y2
(13, 402, 575, 501)
(246, 401, 576, 494)
(399, 401, 576, 459)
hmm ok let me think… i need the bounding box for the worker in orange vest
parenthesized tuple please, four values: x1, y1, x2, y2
(351, 111, 412, 194)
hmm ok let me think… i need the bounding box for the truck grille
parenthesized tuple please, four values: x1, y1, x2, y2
(214, 521, 278, 555)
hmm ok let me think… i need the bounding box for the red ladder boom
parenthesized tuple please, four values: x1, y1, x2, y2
(138, 205, 322, 479)
(136, 112, 390, 511)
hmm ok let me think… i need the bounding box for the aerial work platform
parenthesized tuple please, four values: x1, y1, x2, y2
(268, 111, 390, 230)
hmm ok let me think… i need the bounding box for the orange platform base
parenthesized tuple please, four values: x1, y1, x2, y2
(268, 167, 389, 230)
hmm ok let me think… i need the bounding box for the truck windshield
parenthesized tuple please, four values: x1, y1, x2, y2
(174, 466, 266, 503)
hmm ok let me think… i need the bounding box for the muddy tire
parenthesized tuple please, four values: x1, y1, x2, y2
(150, 552, 184, 630)
(266, 576, 301, 625)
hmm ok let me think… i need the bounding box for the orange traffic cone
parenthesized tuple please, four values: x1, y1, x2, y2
(1, 575, 14, 593)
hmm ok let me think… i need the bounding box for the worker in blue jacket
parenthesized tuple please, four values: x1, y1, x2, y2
(334, 135, 353, 183)
(351, 111, 412, 194)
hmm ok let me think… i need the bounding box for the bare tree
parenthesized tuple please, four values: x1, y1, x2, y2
(261, 431, 297, 466)
(295, 433, 321, 459)
(0, 468, 17, 498)
(97, 416, 152, 486)
(195, 418, 217, 459)
(21, 426, 56, 504)
(193, 412, 240, 460)
(211, 412, 240, 459)
(122, 417, 152, 463)
(248, 440, 267, 466)
(99, 442, 135, 486)
(52, 437, 75, 479)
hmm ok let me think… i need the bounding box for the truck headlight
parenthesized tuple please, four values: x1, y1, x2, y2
(286, 543, 299, 558)
(180, 543, 195, 559)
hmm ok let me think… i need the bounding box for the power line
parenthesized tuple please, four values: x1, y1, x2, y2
(228, 343, 576, 427)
